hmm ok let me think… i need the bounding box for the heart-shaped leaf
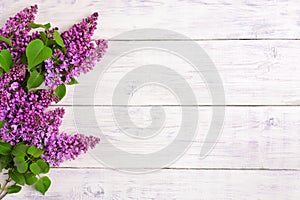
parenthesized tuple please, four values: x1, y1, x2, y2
(0, 142, 12, 155)
(27, 146, 44, 158)
(29, 159, 49, 175)
(27, 70, 44, 90)
(29, 163, 41, 175)
(7, 185, 22, 194)
(8, 170, 25, 185)
(36, 159, 50, 174)
(55, 84, 66, 101)
(13, 157, 28, 173)
(26, 39, 52, 70)
(12, 142, 28, 157)
(0, 49, 12, 72)
(25, 173, 38, 185)
(53, 30, 65, 48)
(35, 176, 51, 195)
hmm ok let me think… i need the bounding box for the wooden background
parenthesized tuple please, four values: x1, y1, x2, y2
(1, 0, 300, 199)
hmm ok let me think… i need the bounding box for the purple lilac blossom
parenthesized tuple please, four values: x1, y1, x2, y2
(0, 5, 104, 166)
(0, 5, 39, 63)
(45, 12, 108, 89)
(0, 65, 100, 166)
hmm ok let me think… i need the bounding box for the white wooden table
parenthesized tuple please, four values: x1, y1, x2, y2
(2, 0, 300, 199)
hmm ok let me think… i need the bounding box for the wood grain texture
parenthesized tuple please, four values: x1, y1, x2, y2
(57, 40, 300, 106)
(1, 0, 300, 39)
(1, 1, 300, 199)
(56, 106, 300, 170)
(5, 168, 300, 200)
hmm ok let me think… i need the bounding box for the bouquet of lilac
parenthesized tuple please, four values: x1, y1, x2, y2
(0, 5, 107, 198)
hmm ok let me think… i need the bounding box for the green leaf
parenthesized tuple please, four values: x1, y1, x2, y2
(0, 36, 12, 46)
(8, 170, 25, 185)
(46, 39, 56, 47)
(7, 185, 22, 194)
(0, 142, 12, 155)
(20, 54, 27, 64)
(36, 159, 50, 174)
(0, 155, 11, 162)
(26, 39, 52, 70)
(35, 176, 51, 195)
(0, 120, 5, 128)
(12, 142, 28, 157)
(53, 30, 65, 48)
(0, 162, 3, 172)
(44, 23, 51, 30)
(0, 49, 12, 72)
(27, 70, 44, 90)
(27, 146, 44, 158)
(29, 159, 50, 175)
(40, 32, 47, 44)
(67, 78, 78, 85)
(55, 84, 66, 101)
(13, 157, 28, 173)
(0, 155, 11, 171)
(29, 163, 41, 175)
(0, 164, 3, 172)
(30, 22, 51, 30)
(25, 173, 38, 185)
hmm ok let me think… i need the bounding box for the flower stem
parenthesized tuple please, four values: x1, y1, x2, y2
(0, 178, 11, 200)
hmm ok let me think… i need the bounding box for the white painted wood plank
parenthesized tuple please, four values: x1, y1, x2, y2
(56, 40, 300, 106)
(55, 106, 300, 170)
(5, 168, 300, 200)
(1, 0, 300, 39)
(2, 1, 300, 199)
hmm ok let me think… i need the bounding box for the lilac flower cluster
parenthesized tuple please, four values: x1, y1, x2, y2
(0, 6, 106, 166)
(0, 66, 100, 166)
(0, 5, 39, 63)
(44, 12, 108, 89)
